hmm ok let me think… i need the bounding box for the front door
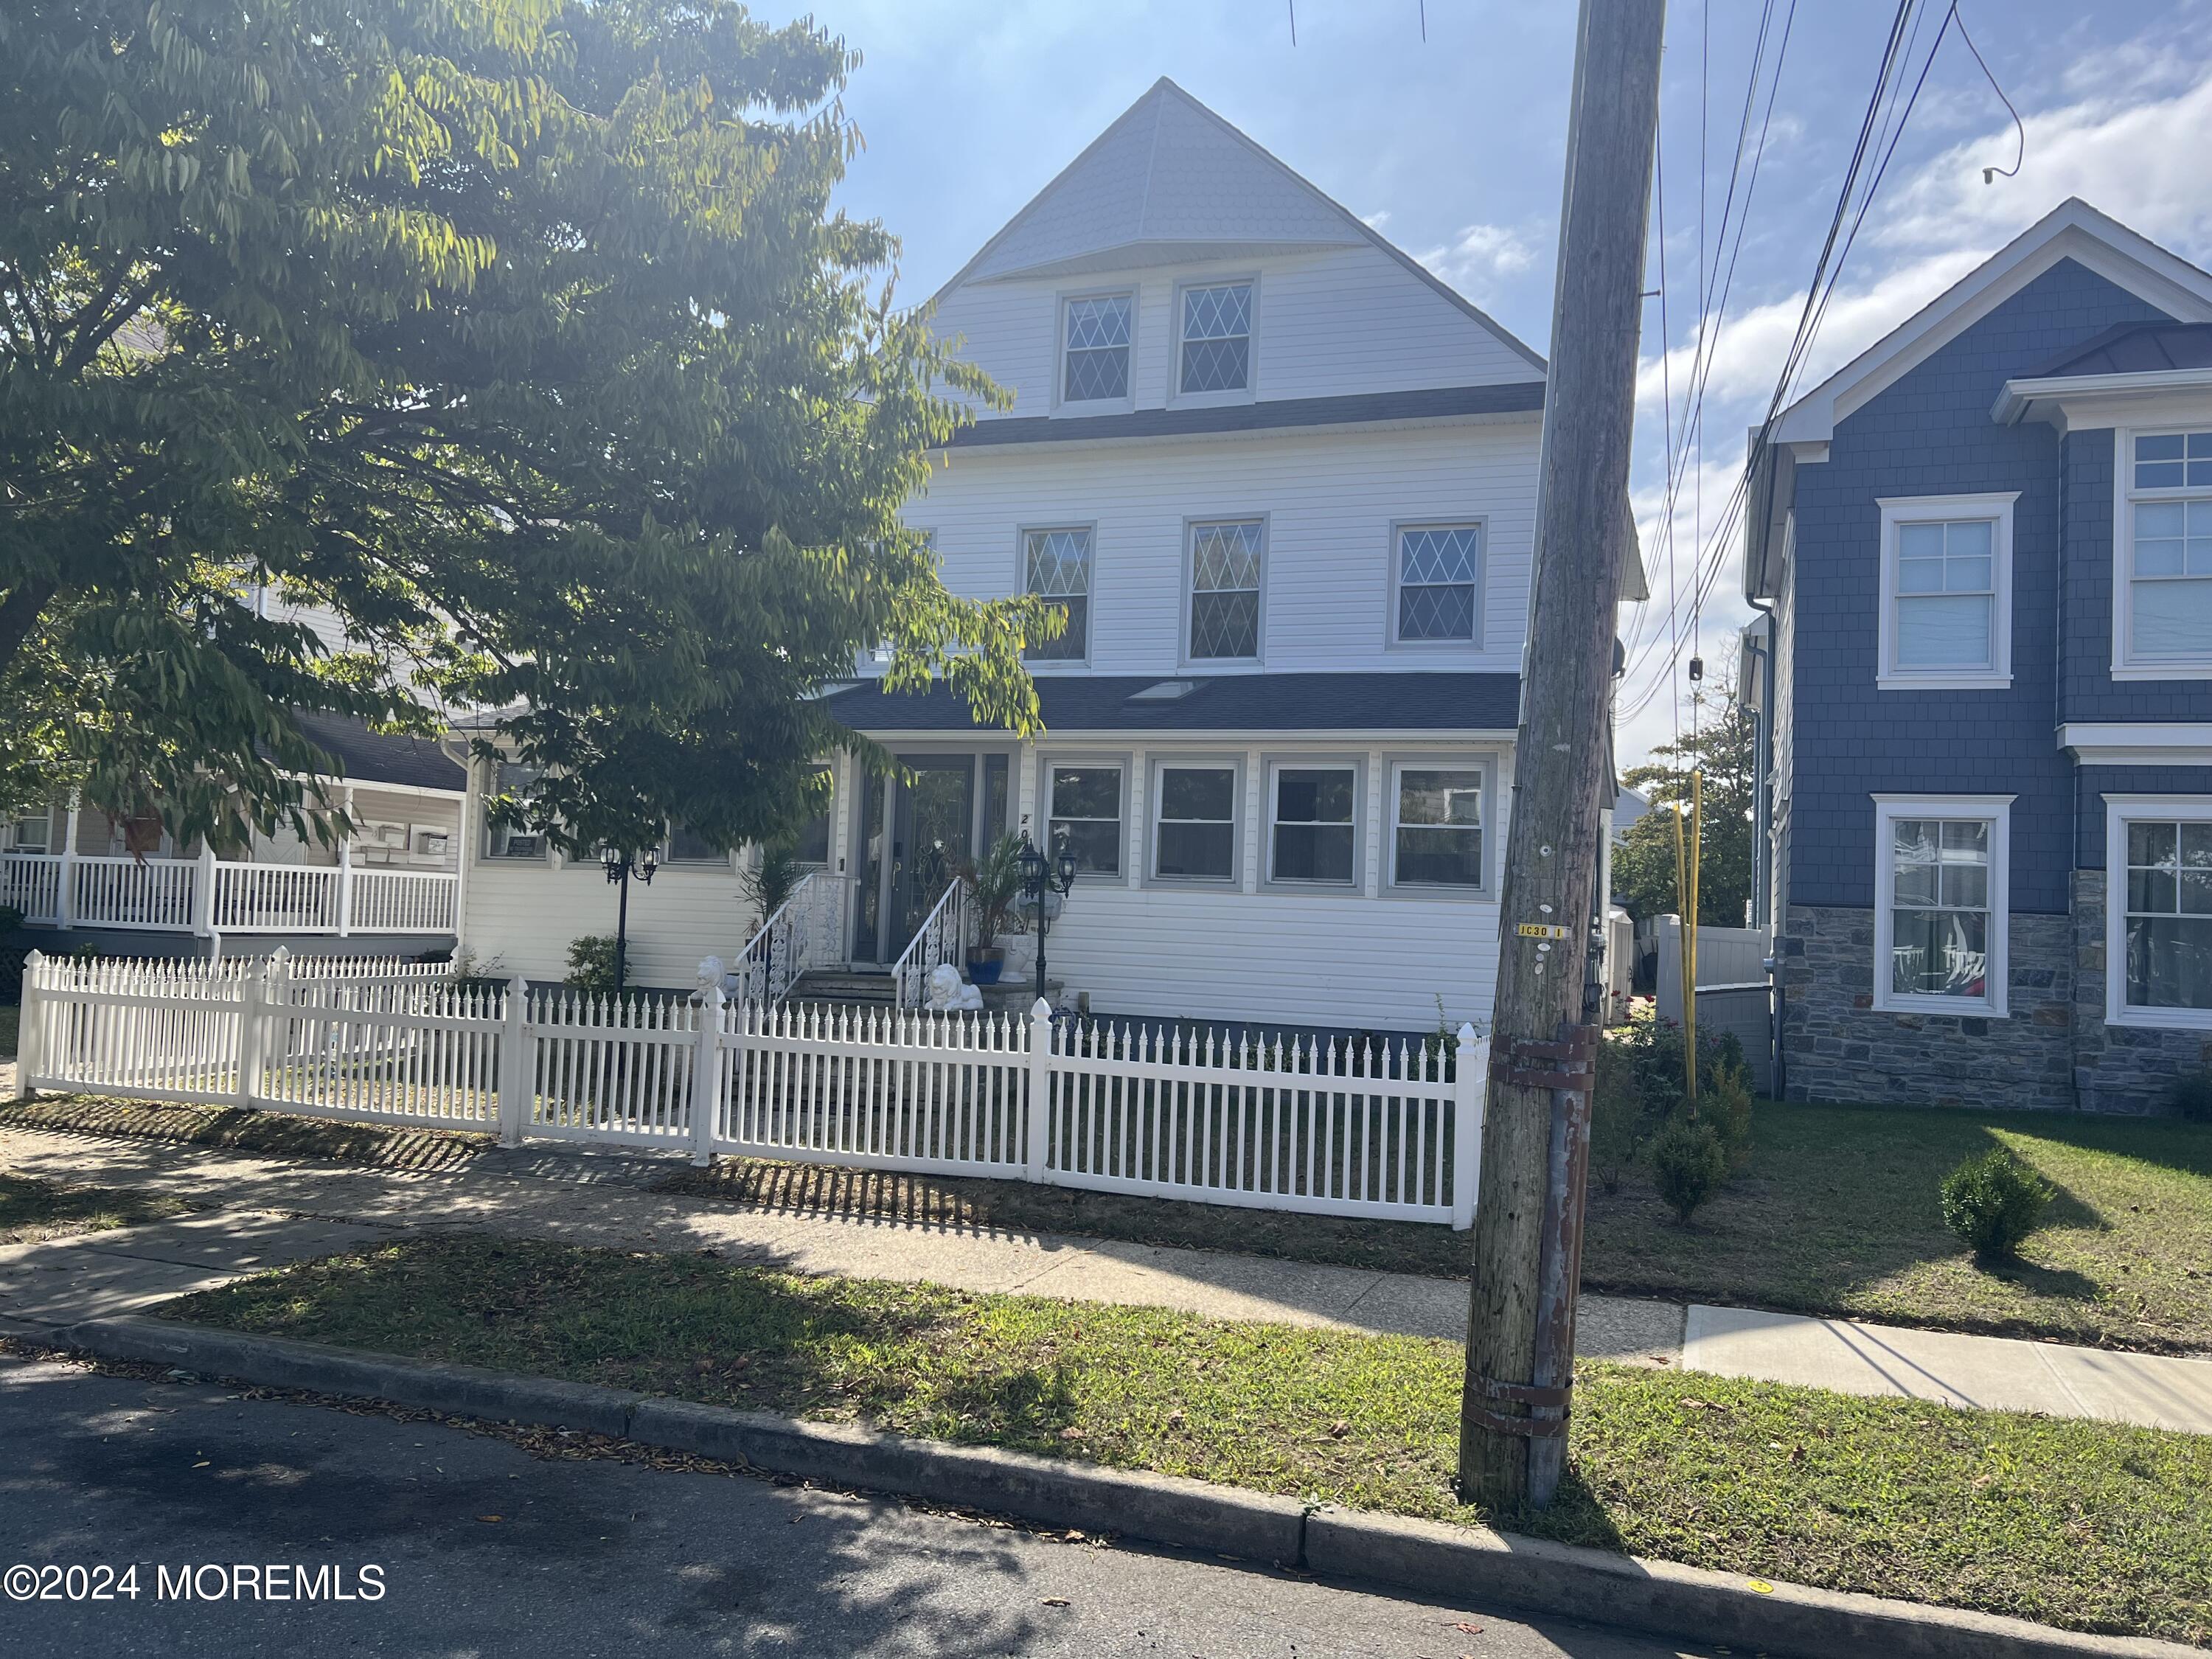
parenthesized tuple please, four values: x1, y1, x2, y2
(853, 755, 977, 964)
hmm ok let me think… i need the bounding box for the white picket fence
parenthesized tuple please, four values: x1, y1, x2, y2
(15, 951, 1488, 1228)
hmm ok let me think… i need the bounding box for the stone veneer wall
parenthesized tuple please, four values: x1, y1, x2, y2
(2069, 870, 2211, 1115)
(1776, 904, 2074, 1110)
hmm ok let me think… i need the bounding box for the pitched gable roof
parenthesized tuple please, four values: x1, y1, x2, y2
(1770, 198, 2212, 446)
(930, 78, 1545, 374)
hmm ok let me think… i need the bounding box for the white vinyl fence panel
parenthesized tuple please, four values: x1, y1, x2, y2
(18, 953, 1490, 1228)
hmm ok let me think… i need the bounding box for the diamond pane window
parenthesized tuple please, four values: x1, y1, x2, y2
(1062, 295, 1131, 403)
(1393, 767, 1483, 888)
(1270, 766, 1355, 884)
(1024, 528, 1091, 661)
(1188, 520, 1263, 660)
(1888, 817, 1991, 998)
(2124, 819, 2212, 1011)
(1179, 282, 1251, 394)
(1396, 524, 1481, 642)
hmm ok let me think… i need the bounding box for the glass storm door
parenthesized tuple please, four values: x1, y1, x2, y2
(852, 756, 976, 964)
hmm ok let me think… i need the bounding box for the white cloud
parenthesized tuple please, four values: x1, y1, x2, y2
(1361, 209, 1391, 230)
(1418, 221, 1543, 297)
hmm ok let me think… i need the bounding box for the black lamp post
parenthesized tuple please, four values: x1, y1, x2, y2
(1015, 833, 1079, 1009)
(602, 844, 659, 993)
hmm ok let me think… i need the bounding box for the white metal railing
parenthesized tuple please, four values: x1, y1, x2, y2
(891, 879, 972, 1009)
(1, 852, 61, 924)
(724, 872, 846, 1004)
(18, 953, 1488, 1228)
(0, 852, 456, 936)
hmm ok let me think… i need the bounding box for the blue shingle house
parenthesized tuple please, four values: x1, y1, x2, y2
(1745, 199, 2212, 1113)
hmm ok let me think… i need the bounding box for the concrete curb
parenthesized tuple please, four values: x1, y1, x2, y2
(55, 1315, 2194, 1659)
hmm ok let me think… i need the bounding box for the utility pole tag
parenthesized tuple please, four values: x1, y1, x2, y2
(1514, 922, 1570, 940)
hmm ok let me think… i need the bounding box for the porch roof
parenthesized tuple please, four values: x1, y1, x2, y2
(821, 671, 1522, 737)
(286, 712, 467, 793)
(942, 383, 1545, 450)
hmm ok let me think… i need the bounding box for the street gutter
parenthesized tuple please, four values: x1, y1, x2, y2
(47, 1313, 2195, 1659)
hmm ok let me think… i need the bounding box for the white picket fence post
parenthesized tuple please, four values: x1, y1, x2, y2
(14, 950, 44, 1099)
(1450, 1023, 1486, 1231)
(234, 951, 279, 1107)
(689, 983, 724, 1167)
(1024, 997, 1054, 1183)
(495, 974, 532, 1147)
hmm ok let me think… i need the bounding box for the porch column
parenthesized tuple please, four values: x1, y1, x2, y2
(192, 841, 217, 937)
(56, 791, 80, 930)
(336, 783, 355, 937)
(1125, 747, 1146, 888)
(1242, 748, 1262, 895)
(1363, 747, 1385, 899)
(1015, 741, 1038, 843)
(451, 765, 475, 956)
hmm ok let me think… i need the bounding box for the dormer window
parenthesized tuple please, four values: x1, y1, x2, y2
(1062, 294, 1131, 404)
(1179, 282, 1252, 395)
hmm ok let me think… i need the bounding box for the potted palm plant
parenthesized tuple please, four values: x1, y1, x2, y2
(961, 832, 1025, 985)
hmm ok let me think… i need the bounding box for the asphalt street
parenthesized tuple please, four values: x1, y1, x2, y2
(0, 1353, 1718, 1659)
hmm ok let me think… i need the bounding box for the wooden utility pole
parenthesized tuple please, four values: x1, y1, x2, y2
(1460, 0, 1665, 1512)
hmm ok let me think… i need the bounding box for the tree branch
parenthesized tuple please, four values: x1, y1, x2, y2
(0, 577, 61, 678)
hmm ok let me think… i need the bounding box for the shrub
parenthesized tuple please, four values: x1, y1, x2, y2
(1700, 1056, 1756, 1169)
(1588, 1039, 1645, 1195)
(564, 935, 622, 996)
(1940, 1150, 2054, 1262)
(1650, 1118, 1729, 1224)
(0, 904, 23, 935)
(2171, 1071, 2212, 1124)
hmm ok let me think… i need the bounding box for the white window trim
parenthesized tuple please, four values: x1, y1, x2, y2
(1016, 521, 1096, 670)
(1054, 288, 1136, 414)
(1146, 756, 1243, 888)
(1874, 493, 2017, 690)
(2111, 425, 2212, 680)
(479, 759, 549, 864)
(1871, 793, 2012, 1017)
(2103, 793, 2212, 1029)
(1385, 757, 1495, 898)
(1386, 519, 1486, 651)
(1168, 275, 1259, 408)
(1042, 757, 1127, 878)
(1263, 757, 1364, 891)
(1180, 514, 1267, 669)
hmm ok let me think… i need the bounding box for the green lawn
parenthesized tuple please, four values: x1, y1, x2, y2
(0, 1095, 489, 1172)
(664, 1099, 2212, 1354)
(0, 1171, 190, 1244)
(175, 1234, 2212, 1646)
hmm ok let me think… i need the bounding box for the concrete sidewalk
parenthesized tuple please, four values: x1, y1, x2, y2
(4, 1117, 2211, 1436)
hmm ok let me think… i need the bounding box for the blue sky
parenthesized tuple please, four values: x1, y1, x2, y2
(765, 0, 2212, 764)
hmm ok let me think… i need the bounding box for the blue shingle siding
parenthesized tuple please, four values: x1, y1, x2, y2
(2074, 765, 2212, 866)
(2060, 431, 2212, 723)
(1787, 259, 2174, 915)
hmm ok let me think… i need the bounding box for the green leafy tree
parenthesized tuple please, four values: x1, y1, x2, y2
(1611, 665, 1756, 925)
(0, 0, 1053, 852)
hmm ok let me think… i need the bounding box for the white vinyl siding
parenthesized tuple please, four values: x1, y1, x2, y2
(2104, 796, 2212, 1029)
(908, 422, 1534, 675)
(928, 245, 1541, 420)
(2117, 431, 2212, 673)
(1876, 494, 2015, 689)
(1871, 795, 2011, 1016)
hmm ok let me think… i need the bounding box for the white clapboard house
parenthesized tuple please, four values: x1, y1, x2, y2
(454, 79, 1638, 1030)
